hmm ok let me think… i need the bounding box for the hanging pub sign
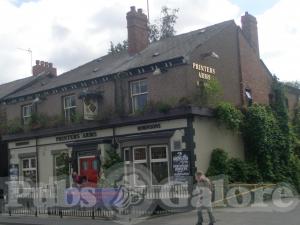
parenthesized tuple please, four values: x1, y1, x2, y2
(172, 151, 191, 182)
(83, 98, 98, 120)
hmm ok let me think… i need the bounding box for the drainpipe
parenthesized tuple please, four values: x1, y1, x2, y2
(35, 138, 39, 187)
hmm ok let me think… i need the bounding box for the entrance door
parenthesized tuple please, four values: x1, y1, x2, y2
(79, 156, 99, 183)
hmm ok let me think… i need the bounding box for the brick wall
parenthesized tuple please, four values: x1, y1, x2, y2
(238, 30, 273, 105)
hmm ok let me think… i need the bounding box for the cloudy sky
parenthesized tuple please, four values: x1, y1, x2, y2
(0, 0, 298, 85)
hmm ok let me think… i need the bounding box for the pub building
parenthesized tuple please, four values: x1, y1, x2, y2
(1, 7, 299, 189)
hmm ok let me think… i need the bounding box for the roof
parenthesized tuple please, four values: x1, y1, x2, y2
(4, 20, 235, 100)
(0, 76, 36, 99)
(0, 72, 55, 100)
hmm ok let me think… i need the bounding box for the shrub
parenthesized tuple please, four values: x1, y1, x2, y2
(206, 148, 229, 177)
(6, 119, 23, 134)
(29, 113, 49, 130)
(192, 79, 222, 107)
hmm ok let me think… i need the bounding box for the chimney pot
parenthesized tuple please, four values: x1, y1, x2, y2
(32, 59, 57, 76)
(138, 8, 143, 14)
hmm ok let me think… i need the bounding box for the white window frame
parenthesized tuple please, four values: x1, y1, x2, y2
(132, 146, 147, 187)
(150, 145, 169, 186)
(63, 95, 77, 122)
(22, 104, 33, 125)
(21, 157, 37, 183)
(130, 80, 148, 113)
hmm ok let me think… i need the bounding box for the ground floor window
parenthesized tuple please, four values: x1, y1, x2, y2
(150, 146, 169, 185)
(22, 157, 37, 184)
(123, 145, 169, 186)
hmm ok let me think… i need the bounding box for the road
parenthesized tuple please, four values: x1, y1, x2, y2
(0, 198, 299, 225)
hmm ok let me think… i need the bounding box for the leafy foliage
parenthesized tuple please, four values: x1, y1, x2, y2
(284, 81, 300, 89)
(206, 148, 261, 183)
(206, 148, 229, 177)
(192, 79, 222, 107)
(102, 150, 122, 170)
(149, 6, 179, 42)
(108, 6, 179, 53)
(108, 40, 128, 54)
(215, 102, 244, 131)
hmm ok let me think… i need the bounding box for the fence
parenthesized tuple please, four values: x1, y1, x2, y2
(3, 184, 190, 219)
(2, 183, 277, 219)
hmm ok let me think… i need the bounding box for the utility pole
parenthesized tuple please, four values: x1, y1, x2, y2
(17, 48, 32, 75)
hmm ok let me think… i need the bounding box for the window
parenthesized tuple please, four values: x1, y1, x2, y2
(54, 152, 69, 181)
(245, 89, 253, 106)
(133, 147, 147, 186)
(63, 95, 77, 122)
(150, 146, 169, 185)
(124, 148, 132, 185)
(130, 80, 148, 112)
(22, 157, 37, 183)
(22, 104, 33, 125)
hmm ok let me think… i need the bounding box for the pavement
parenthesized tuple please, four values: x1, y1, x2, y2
(0, 198, 299, 225)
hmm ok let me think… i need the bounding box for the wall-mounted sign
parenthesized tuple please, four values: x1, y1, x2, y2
(84, 99, 98, 120)
(137, 123, 161, 131)
(192, 62, 216, 80)
(56, 131, 97, 142)
(9, 164, 19, 181)
(172, 151, 191, 182)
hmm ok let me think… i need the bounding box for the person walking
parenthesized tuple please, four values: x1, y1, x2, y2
(195, 171, 216, 225)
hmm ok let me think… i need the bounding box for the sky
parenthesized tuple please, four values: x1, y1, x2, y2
(0, 0, 299, 85)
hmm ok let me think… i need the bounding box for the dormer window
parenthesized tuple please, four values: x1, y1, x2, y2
(63, 95, 77, 122)
(22, 104, 33, 125)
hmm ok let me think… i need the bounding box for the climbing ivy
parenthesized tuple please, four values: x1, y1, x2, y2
(215, 102, 244, 131)
(209, 78, 300, 191)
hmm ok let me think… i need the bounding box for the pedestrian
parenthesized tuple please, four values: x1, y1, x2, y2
(195, 171, 216, 225)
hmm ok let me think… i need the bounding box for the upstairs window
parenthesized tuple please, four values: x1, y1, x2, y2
(63, 95, 77, 122)
(22, 104, 33, 125)
(130, 80, 148, 113)
(245, 89, 253, 106)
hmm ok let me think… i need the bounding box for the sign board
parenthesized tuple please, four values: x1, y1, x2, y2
(9, 164, 19, 181)
(192, 62, 216, 80)
(84, 98, 98, 120)
(172, 151, 191, 181)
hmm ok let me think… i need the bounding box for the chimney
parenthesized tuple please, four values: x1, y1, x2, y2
(127, 6, 149, 55)
(32, 60, 57, 76)
(241, 12, 260, 57)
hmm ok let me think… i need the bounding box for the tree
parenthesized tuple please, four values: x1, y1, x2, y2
(284, 81, 300, 89)
(108, 6, 179, 53)
(108, 40, 128, 54)
(149, 6, 179, 42)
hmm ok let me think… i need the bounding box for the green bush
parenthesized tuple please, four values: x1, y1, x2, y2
(6, 119, 23, 134)
(192, 79, 222, 107)
(29, 113, 49, 130)
(227, 158, 248, 183)
(206, 148, 229, 177)
(215, 102, 244, 131)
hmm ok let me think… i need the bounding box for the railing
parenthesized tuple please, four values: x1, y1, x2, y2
(2, 183, 277, 219)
